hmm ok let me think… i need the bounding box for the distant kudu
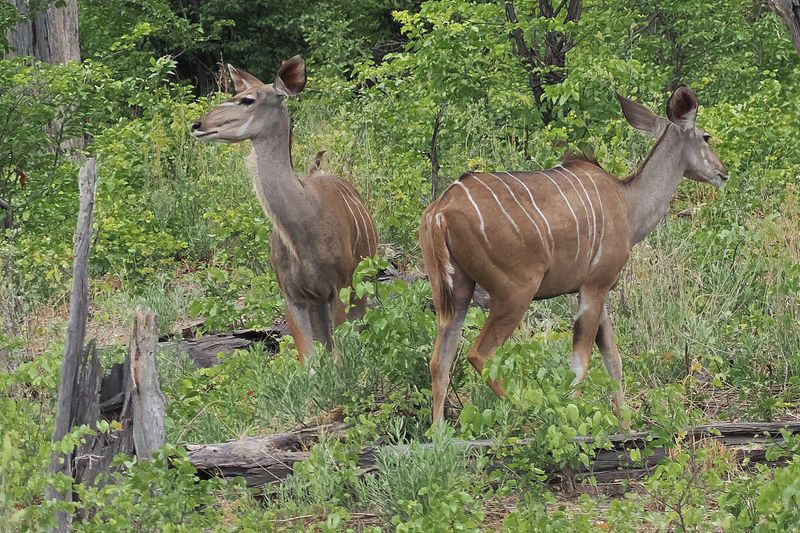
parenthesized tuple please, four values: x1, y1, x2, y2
(421, 86, 727, 423)
(191, 56, 377, 361)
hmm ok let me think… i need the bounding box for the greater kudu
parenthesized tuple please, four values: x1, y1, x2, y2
(191, 56, 377, 361)
(421, 86, 727, 423)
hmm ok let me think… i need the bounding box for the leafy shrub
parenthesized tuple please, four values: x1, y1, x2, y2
(367, 425, 484, 530)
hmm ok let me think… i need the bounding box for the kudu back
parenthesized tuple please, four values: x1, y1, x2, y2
(421, 86, 727, 424)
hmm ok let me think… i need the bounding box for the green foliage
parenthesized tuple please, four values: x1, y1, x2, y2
(368, 425, 484, 530)
(266, 435, 369, 513)
(344, 256, 435, 390)
(4, 0, 800, 529)
(74, 446, 230, 531)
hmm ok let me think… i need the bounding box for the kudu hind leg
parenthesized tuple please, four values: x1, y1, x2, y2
(430, 262, 475, 423)
(468, 282, 542, 398)
(595, 305, 627, 427)
(570, 288, 608, 389)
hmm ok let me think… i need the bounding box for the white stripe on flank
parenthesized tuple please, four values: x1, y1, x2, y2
(553, 167, 592, 259)
(454, 181, 489, 245)
(502, 172, 554, 253)
(344, 187, 375, 252)
(558, 165, 598, 259)
(590, 242, 603, 267)
(235, 115, 254, 136)
(471, 175, 521, 236)
(339, 190, 361, 254)
(539, 171, 582, 261)
(576, 167, 606, 261)
(487, 173, 545, 248)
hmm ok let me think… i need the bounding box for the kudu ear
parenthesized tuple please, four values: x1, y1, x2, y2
(275, 55, 307, 97)
(666, 85, 698, 129)
(227, 64, 263, 93)
(617, 93, 661, 136)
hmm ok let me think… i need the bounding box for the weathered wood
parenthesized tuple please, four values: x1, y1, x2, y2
(5, 0, 80, 63)
(129, 307, 166, 459)
(72, 341, 135, 491)
(159, 327, 288, 368)
(768, 0, 800, 57)
(45, 159, 96, 532)
(186, 421, 800, 488)
(186, 423, 350, 487)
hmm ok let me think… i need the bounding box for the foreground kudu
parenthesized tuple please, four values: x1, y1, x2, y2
(191, 56, 377, 361)
(421, 86, 727, 423)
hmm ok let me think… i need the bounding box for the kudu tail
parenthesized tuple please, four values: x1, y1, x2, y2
(420, 209, 456, 324)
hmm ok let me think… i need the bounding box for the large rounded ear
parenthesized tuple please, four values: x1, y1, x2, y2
(227, 64, 264, 93)
(275, 55, 307, 97)
(666, 85, 698, 128)
(617, 93, 661, 136)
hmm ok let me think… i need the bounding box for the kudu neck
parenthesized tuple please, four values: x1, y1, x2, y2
(621, 124, 687, 246)
(249, 109, 314, 239)
(251, 109, 295, 179)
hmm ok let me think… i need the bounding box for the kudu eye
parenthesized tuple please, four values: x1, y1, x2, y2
(240, 96, 256, 106)
(702, 133, 711, 143)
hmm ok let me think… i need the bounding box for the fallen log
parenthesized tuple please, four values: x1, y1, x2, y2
(186, 423, 351, 487)
(158, 326, 288, 368)
(185, 421, 800, 488)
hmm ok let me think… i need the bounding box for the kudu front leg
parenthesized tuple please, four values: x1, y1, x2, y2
(285, 301, 315, 363)
(309, 300, 337, 361)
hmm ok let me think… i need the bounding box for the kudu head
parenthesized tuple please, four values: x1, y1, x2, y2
(191, 56, 307, 143)
(617, 86, 728, 186)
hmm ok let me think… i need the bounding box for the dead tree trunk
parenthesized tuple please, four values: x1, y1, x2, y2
(428, 103, 446, 199)
(45, 159, 96, 533)
(4, 0, 80, 62)
(129, 308, 166, 459)
(768, 0, 800, 57)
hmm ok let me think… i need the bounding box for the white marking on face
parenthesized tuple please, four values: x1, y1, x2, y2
(218, 102, 238, 107)
(487, 173, 545, 248)
(502, 172, 554, 253)
(539, 171, 582, 261)
(235, 115, 254, 136)
(455, 181, 489, 245)
(471, 174, 521, 236)
(558, 165, 598, 259)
